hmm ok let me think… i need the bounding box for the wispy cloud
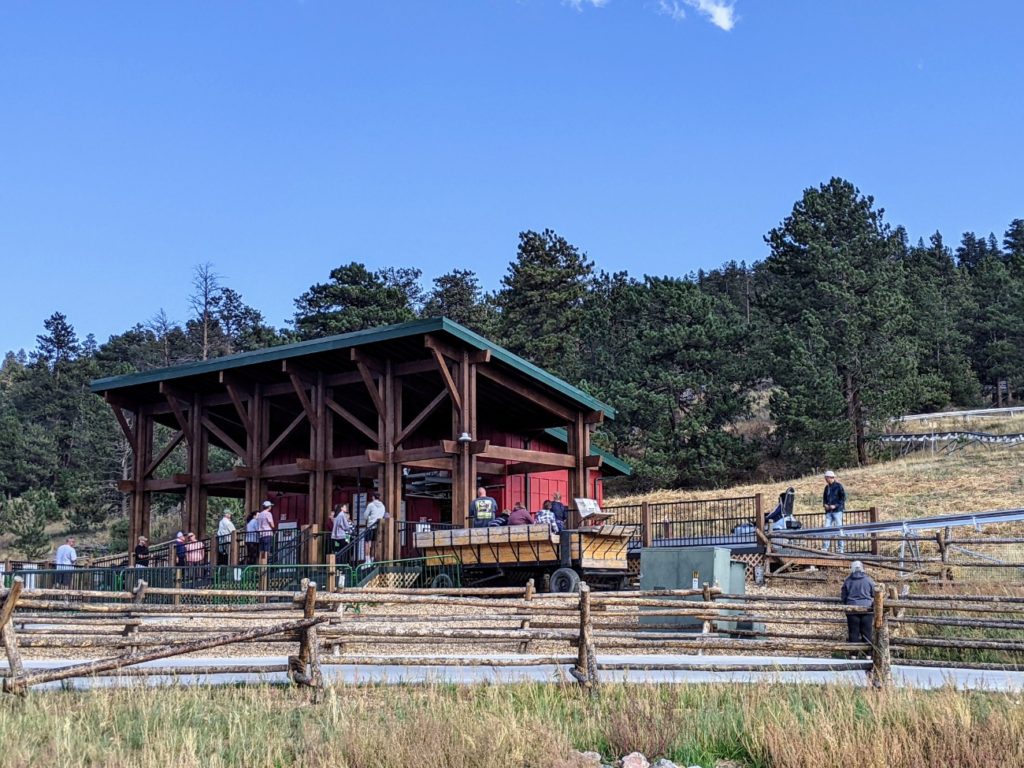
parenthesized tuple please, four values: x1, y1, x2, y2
(658, 0, 737, 30)
(563, 0, 609, 10)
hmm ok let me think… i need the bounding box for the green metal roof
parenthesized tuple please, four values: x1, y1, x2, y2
(90, 317, 617, 419)
(545, 427, 632, 477)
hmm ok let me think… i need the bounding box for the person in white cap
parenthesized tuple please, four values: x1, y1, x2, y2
(257, 500, 276, 559)
(822, 470, 846, 554)
(217, 509, 236, 558)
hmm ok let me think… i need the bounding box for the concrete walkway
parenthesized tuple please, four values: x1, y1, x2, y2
(4, 654, 1023, 691)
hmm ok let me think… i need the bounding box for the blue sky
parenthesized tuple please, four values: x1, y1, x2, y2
(2, 1, 1022, 354)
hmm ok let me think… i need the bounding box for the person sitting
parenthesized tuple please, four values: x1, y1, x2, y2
(487, 509, 511, 527)
(534, 500, 560, 533)
(507, 502, 534, 526)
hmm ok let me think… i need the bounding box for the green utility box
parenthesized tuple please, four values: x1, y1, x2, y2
(639, 547, 757, 633)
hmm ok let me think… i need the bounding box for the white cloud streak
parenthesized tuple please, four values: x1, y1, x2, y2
(659, 0, 737, 30)
(563, 0, 609, 10)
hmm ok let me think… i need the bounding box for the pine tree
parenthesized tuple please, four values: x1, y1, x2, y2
(495, 229, 593, 379)
(760, 178, 918, 467)
(293, 262, 421, 339)
(421, 269, 498, 335)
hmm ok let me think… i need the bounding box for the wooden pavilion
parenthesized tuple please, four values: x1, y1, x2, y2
(90, 318, 629, 561)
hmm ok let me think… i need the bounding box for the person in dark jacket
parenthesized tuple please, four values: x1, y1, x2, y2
(841, 560, 876, 645)
(822, 470, 847, 553)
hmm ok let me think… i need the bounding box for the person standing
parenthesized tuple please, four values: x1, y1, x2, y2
(331, 503, 353, 556)
(468, 487, 498, 528)
(256, 500, 276, 560)
(841, 560, 876, 647)
(822, 470, 847, 554)
(174, 531, 187, 567)
(55, 537, 77, 588)
(134, 536, 150, 568)
(217, 509, 236, 560)
(244, 511, 259, 565)
(363, 493, 386, 564)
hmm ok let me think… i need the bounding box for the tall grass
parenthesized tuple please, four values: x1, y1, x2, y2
(0, 681, 1022, 768)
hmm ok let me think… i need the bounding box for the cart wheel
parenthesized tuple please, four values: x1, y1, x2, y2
(549, 567, 581, 593)
(430, 573, 455, 589)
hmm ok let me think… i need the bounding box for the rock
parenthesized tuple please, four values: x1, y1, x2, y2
(619, 753, 650, 768)
(650, 760, 679, 768)
(571, 751, 605, 768)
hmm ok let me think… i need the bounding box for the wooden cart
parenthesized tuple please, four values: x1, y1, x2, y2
(413, 523, 636, 592)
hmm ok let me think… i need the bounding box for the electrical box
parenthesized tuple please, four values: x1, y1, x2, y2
(638, 547, 757, 633)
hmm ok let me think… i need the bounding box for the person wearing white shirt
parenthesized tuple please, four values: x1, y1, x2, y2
(217, 510, 236, 559)
(55, 537, 77, 588)
(363, 493, 386, 563)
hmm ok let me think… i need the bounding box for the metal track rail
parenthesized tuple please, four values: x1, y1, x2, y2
(772, 508, 1024, 539)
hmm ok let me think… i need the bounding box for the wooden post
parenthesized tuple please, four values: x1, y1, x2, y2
(870, 507, 879, 556)
(326, 553, 337, 593)
(518, 578, 535, 653)
(701, 582, 713, 634)
(640, 502, 653, 548)
(574, 582, 599, 695)
(229, 532, 239, 567)
(754, 493, 765, 545)
(1, 578, 26, 692)
(870, 583, 891, 688)
(259, 551, 269, 596)
(173, 569, 181, 606)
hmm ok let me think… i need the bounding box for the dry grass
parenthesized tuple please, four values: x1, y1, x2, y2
(1, 682, 1023, 767)
(607, 443, 1024, 523)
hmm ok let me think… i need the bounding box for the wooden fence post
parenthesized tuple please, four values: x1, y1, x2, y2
(754, 493, 765, 545)
(1, 577, 25, 692)
(259, 551, 269, 596)
(870, 507, 879, 556)
(229, 532, 239, 567)
(518, 579, 535, 653)
(640, 502, 653, 548)
(573, 583, 599, 696)
(326, 553, 337, 593)
(173, 569, 182, 606)
(870, 583, 891, 688)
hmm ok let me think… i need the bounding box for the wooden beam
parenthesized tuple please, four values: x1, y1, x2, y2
(395, 389, 449, 446)
(201, 470, 240, 485)
(401, 457, 454, 470)
(392, 445, 450, 463)
(234, 463, 307, 479)
(424, 334, 491, 364)
(324, 455, 381, 472)
(477, 445, 576, 468)
(220, 374, 253, 433)
(504, 455, 602, 476)
(351, 351, 386, 416)
(144, 430, 185, 478)
(261, 410, 306, 463)
(201, 416, 246, 459)
(286, 371, 317, 425)
(476, 365, 576, 423)
(440, 438, 489, 455)
(109, 404, 135, 445)
(158, 384, 192, 444)
(325, 397, 377, 443)
(429, 348, 462, 412)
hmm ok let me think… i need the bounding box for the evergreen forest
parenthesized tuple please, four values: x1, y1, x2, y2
(2, 178, 1023, 552)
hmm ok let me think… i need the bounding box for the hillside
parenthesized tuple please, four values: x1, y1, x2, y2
(606, 442, 1024, 522)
